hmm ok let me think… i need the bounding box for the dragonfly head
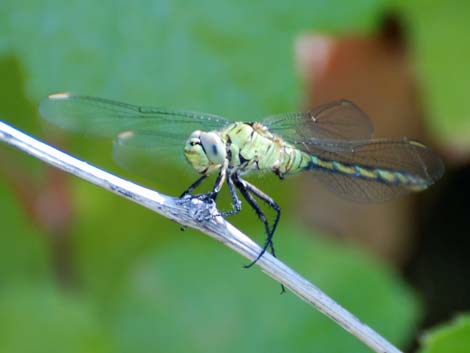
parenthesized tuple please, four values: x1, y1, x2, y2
(184, 130, 226, 174)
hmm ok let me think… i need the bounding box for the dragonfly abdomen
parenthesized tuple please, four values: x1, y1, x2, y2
(307, 155, 428, 190)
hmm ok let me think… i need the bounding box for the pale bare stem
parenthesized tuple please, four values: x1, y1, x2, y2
(0, 120, 402, 353)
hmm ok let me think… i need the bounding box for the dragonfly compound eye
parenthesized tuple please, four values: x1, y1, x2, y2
(199, 132, 226, 165)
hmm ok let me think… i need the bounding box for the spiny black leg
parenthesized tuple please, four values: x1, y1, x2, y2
(235, 179, 271, 244)
(235, 177, 285, 293)
(219, 175, 242, 217)
(237, 177, 281, 268)
(234, 177, 281, 264)
(244, 180, 281, 240)
(179, 175, 208, 197)
(189, 166, 227, 204)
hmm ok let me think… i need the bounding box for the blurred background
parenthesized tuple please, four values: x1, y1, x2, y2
(0, 1, 469, 352)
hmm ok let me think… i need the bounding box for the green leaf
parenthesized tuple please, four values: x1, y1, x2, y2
(0, 282, 113, 353)
(0, 55, 55, 283)
(399, 1, 470, 145)
(418, 315, 470, 353)
(104, 224, 418, 353)
(1, 0, 388, 119)
(0, 175, 50, 283)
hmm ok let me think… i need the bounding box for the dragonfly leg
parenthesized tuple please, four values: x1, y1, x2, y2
(193, 164, 228, 204)
(212, 167, 227, 200)
(234, 176, 285, 293)
(180, 175, 208, 198)
(235, 182, 274, 259)
(218, 174, 242, 217)
(234, 176, 281, 267)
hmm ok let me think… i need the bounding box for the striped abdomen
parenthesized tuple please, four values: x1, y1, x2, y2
(307, 155, 428, 191)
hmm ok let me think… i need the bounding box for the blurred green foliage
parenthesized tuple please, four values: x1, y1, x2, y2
(0, 182, 50, 282)
(0, 283, 113, 353)
(418, 315, 470, 353)
(1, 0, 468, 352)
(0, 0, 387, 118)
(399, 0, 470, 145)
(104, 230, 418, 353)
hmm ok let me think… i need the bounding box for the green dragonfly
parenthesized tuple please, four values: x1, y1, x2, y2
(39, 93, 444, 266)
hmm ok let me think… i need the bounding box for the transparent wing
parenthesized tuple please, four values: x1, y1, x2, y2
(39, 92, 232, 173)
(39, 92, 232, 138)
(262, 100, 374, 143)
(111, 130, 191, 176)
(297, 138, 444, 202)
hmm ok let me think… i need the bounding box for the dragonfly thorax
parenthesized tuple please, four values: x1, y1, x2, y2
(184, 130, 227, 174)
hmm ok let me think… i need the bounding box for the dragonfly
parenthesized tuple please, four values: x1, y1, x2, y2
(39, 93, 445, 267)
